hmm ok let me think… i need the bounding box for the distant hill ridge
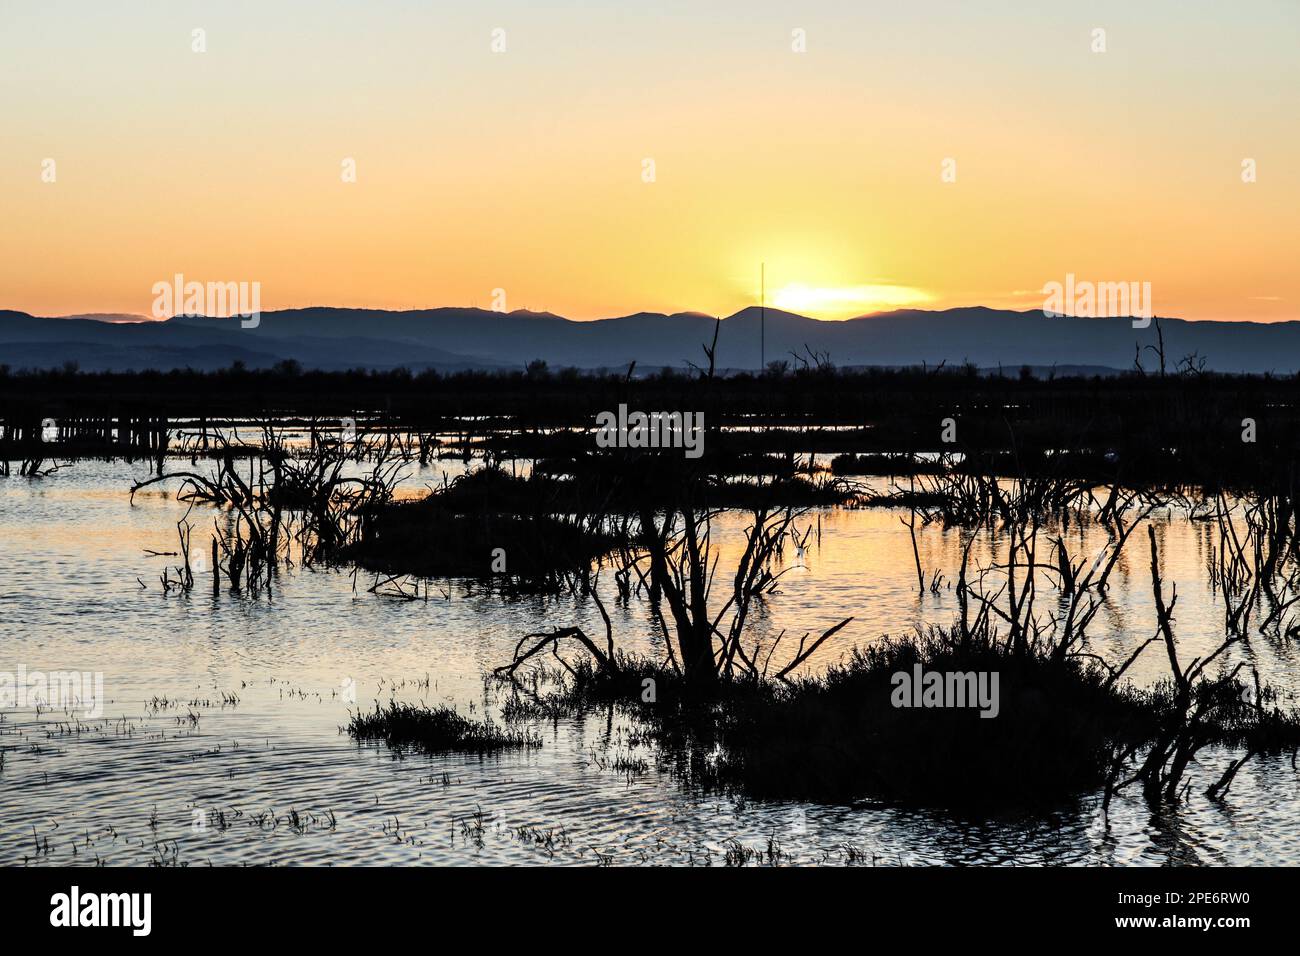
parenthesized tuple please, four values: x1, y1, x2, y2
(2, 306, 1298, 374)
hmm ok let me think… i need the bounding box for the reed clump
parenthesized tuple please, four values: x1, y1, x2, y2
(347, 701, 540, 754)
(497, 624, 1300, 809)
(341, 467, 621, 590)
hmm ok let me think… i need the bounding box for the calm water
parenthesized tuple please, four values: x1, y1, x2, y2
(2, 458, 1299, 866)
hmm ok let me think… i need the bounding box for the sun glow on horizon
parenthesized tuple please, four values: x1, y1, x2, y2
(772, 283, 934, 319)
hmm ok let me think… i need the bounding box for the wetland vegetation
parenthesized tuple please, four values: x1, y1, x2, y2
(7, 362, 1300, 857)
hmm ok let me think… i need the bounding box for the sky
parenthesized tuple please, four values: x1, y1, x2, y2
(1, 0, 1297, 322)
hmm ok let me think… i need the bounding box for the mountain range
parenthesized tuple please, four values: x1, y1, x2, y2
(2, 306, 1298, 375)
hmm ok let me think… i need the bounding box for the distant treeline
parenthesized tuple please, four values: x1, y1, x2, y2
(3, 361, 1300, 490)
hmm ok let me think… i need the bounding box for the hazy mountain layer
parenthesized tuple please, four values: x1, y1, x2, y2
(2, 306, 1296, 374)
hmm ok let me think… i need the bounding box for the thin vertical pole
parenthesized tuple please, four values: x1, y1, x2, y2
(760, 262, 766, 370)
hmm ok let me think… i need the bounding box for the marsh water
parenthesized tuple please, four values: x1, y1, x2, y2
(3, 454, 1299, 866)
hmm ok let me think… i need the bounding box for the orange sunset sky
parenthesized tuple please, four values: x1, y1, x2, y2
(1, 0, 1297, 322)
